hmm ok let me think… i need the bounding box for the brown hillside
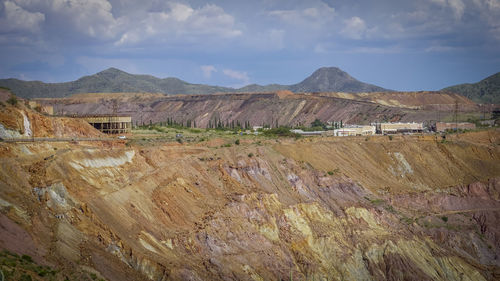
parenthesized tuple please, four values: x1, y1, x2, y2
(0, 130, 499, 280)
(37, 91, 479, 127)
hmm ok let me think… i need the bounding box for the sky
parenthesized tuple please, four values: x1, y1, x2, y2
(0, 0, 499, 91)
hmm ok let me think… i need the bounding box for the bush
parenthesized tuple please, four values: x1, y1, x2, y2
(235, 139, 240, 145)
(20, 274, 32, 281)
(441, 216, 448, 222)
(7, 95, 17, 106)
(388, 135, 393, 141)
(248, 153, 254, 158)
(21, 254, 33, 263)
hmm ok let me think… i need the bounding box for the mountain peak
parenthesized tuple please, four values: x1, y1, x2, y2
(97, 67, 128, 75)
(290, 66, 389, 93)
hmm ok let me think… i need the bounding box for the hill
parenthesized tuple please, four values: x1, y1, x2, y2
(442, 72, 500, 104)
(289, 67, 389, 93)
(0, 67, 391, 98)
(0, 68, 231, 99)
(36, 90, 478, 129)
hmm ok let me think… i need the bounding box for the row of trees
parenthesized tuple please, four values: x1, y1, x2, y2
(207, 119, 252, 130)
(135, 117, 344, 131)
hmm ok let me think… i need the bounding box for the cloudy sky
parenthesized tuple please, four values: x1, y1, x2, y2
(0, 0, 499, 90)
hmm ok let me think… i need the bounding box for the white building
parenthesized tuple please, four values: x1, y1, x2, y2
(379, 122, 423, 134)
(333, 125, 375, 136)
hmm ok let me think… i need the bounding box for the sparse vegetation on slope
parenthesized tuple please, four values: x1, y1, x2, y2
(443, 72, 500, 104)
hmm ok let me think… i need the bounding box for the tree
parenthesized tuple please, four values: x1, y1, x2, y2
(310, 118, 325, 128)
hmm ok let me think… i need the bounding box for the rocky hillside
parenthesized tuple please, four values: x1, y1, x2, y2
(0, 94, 102, 139)
(0, 116, 499, 280)
(38, 90, 478, 127)
(0, 67, 390, 99)
(442, 72, 500, 104)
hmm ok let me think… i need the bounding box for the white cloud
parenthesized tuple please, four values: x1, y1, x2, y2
(448, 0, 465, 19)
(201, 65, 216, 79)
(1, 1, 45, 32)
(429, 0, 465, 19)
(50, 0, 117, 38)
(222, 69, 250, 85)
(341, 16, 367, 39)
(485, 0, 500, 9)
(268, 1, 335, 29)
(472, 0, 500, 40)
(115, 2, 241, 45)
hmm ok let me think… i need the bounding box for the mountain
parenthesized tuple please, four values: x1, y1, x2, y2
(442, 72, 500, 104)
(0, 68, 231, 99)
(289, 67, 389, 93)
(0, 67, 391, 98)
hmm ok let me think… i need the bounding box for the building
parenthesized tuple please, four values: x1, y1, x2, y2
(333, 125, 376, 136)
(252, 126, 263, 131)
(435, 122, 476, 132)
(479, 120, 496, 127)
(79, 115, 132, 134)
(379, 122, 423, 134)
(290, 129, 327, 136)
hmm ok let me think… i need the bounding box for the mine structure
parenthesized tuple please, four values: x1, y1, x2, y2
(77, 114, 132, 134)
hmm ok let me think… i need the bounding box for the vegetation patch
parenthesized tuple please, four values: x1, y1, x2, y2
(262, 127, 301, 138)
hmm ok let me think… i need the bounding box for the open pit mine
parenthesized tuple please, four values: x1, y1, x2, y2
(0, 90, 500, 281)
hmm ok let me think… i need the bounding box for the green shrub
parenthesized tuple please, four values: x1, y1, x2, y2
(248, 153, 254, 158)
(21, 254, 33, 263)
(441, 216, 448, 222)
(235, 139, 240, 145)
(388, 135, 393, 141)
(20, 274, 32, 281)
(37, 268, 48, 276)
(6, 95, 17, 106)
(328, 168, 340, 176)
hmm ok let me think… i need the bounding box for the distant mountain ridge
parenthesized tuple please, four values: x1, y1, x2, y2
(0, 67, 391, 98)
(442, 72, 500, 104)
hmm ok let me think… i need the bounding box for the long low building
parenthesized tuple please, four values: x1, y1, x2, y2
(333, 125, 375, 136)
(290, 129, 328, 136)
(379, 122, 423, 134)
(435, 122, 476, 132)
(78, 115, 132, 134)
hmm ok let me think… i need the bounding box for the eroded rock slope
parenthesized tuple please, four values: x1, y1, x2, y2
(0, 125, 499, 280)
